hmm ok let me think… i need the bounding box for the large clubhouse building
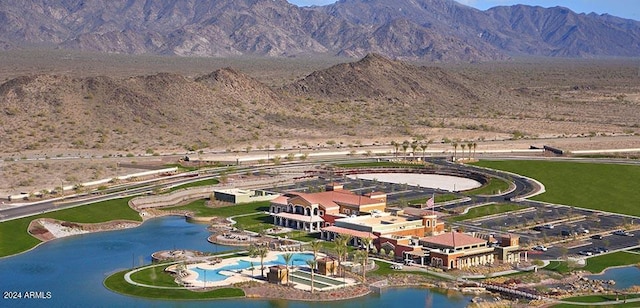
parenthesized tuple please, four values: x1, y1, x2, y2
(269, 183, 523, 270)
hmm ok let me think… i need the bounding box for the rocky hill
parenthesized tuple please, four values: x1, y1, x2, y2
(1, 0, 639, 61)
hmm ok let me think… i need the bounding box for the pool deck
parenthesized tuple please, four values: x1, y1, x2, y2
(179, 251, 358, 290)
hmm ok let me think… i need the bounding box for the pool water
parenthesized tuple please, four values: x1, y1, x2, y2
(191, 253, 315, 282)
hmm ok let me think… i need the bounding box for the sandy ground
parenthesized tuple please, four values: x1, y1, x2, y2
(347, 173, 482, 191)
(39, 220, 89, 237)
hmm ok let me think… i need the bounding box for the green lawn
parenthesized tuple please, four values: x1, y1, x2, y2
(464, 177, 511, 196)
(583, 251, 640, 273)
(473, 160, 640, 216)
(233, 213, 272, 232)
(562, 294, 640, 303)
(407, 194, 457, 206)
(161, 200, 270, 218)
(544, 261, 572, 274)
(333, 162, 427, 168)
(370, 260, 446, 280)
(104, 270, 244, 300)
(129, 265, 179, 287)
(0, 197, 139, 257)
(447, 203, 525, 222)
(167, 178, 220, 192)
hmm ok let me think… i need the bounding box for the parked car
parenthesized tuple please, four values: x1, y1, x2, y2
(579, 250, 593, 256)
(390, 264, 403, 270)
(561, 230, 573, 236)
(543, 224, 554, 229)
(591, 234, 604, 240)
(533, 245, 548, 251)
(595, 247, 609, 254)
(613, 230, 634, 237)
(532, 226, 543, 231)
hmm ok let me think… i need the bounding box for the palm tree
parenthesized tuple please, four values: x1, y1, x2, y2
(472, 142, 477, 159)
(360, 237, 372, 282)
(467, 142, 473, 160)
(309, 240, 323, 260)
(401, 140, 410, 158)
(391, 141, 398, 157)
(452, 142, 458, 161)
(334, 235, 352, 278)
(410, 141, 418, 157)
(460, 143, 467, 158)
(250, 245, 269, 278)
(354, 250, 368, 282)
(418, 143, 426, 161)
(282, 253, 293, 285)
(306, 259, 317, 294)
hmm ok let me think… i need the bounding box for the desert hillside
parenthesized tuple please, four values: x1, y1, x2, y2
(1, 52, 639, 195)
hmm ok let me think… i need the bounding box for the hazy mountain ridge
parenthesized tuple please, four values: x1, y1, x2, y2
(0, 0, 639, 60)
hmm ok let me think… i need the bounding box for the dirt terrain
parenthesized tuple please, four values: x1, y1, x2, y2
(0, 50, 639, 196)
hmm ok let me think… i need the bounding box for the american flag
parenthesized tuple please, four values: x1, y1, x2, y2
(425, 195, 435, 208)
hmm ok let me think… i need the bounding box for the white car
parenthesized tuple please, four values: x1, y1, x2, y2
(613, 230, 634, 237)
(390, 264, 403, 270)
(543, 224, 554, 229)
(533, 245, 548, 251)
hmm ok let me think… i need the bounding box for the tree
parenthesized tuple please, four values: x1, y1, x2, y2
(249, 245, 269, 278)
(467, 142, 473, 160)
(419, 143, 427, 160)
(282, 253, 293, 285)
(306, 259, 317, 294)
(452, 142, 458, 161)
(354, 250, 368, 282)
(335, 235, 352, 278)
(391, 141, 398, 157)
(460, 143, 466, 160)
(309, 240, 323, 260)
(410, 141, 418, 156)
(401, 140, 410, 157)
(472, 142, 477, 159)
(249, 261, 255, 277)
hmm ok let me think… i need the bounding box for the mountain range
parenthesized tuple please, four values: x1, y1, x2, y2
(1, 0, 639, 61)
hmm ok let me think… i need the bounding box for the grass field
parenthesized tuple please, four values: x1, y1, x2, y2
(561, 294, 640, 303)
(167, 178, 219, 192)
(104, 270, 244, 300)
(161, 200, 270, 217)
(583, 251, 640, 273)
(129, 265, 180, 287)
(0, 197, 139, 257)
(333, 162, 427, 168)
(447, 203, 525, 222)
(544, 261, 572, 274)
(464, 177, 511, 196)
(407, 194, 457, 206)
(473, 160, 640, 216)
(370, 260, 447, 280)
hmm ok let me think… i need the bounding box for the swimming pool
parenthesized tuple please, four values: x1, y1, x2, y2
(190, 252, 315, 283)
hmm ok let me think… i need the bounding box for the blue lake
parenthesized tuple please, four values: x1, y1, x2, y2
(0, 216, 474, 307)
(587, 266, 640, 290)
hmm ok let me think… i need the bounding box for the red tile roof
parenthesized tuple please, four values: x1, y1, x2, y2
(321, 226, 378, 239)
(277, 190, 384, 212)
(421, 232, 486, 249)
